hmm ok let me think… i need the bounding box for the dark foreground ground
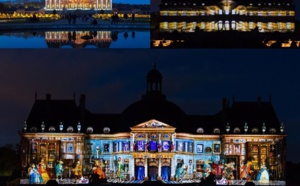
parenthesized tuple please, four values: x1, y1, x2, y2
(18, 180, 287, 186)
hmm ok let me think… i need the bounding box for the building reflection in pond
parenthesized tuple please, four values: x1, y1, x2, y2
(45, 31, 113, 48)
(0, 30, 147, 48)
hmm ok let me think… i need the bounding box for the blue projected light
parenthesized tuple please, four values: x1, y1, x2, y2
(149, 141, 157, 151)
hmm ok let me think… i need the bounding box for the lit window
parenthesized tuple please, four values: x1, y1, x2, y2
(193, 3, 196, 6)
(202, 3, 205, 6)
(249, 3, 252, 6)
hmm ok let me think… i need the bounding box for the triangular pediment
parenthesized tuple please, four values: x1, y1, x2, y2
(130, 119, 176, 132)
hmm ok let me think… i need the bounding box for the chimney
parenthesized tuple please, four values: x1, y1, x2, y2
(222, 98, 228, 125)
(222, 98, 227, 110)
(80, 94, 86, 108)
(80, 94, 86, 123)
(46, 93, 51, 100)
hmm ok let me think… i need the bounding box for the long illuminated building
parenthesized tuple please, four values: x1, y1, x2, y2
(20, 65, 287, 184)
(45, 0, 112, 11)
(159, 0, 295, 33)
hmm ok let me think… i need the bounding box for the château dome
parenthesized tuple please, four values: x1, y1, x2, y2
(120, 64, 186, 130)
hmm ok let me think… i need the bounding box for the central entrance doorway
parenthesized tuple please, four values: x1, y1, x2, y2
(161, 158, 171, 181)
(148, 158, 158, 181)
(135, 158, 145, 181)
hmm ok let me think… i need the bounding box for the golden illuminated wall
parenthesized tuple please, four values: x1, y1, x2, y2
(45, 0, 112, 10)
(159, 6, 295, 33)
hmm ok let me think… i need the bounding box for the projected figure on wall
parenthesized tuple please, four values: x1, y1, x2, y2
(137, 141, 145, 151)
(123, 142, 129, 151)
(38, 159, 50, 183)
(161, 166, 170, 181)
(136, 166, 145, 180)
(55, 161, 64, 180)
(175, 163, 184, 181)
(162, 141, 169, 151)
(115, 157, 124, 181)
(256, 164, 269, 183)
(28, 164, 43, 184)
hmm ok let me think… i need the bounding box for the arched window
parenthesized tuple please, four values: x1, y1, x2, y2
(252, 128, 259, 134)
(103, 127, 110, 133)
(30, 127, 37, 132)
(67, 126, 74, 133)
(48, 126, 55, 132)
(197, 128, 204, 133)
(87, 127, 93, 133)
(233, 127, 241, 133)
(213, 128, 220, 134)
(269, 128, 276, 134)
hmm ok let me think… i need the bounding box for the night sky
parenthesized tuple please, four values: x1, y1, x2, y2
(151, 0, 300, 20)
(0, 0, 150, 3)
(0, 49, 299, 164)
(114, 0, 149, 4)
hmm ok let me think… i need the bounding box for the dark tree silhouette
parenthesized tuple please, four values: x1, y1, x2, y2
(0, 144, 20, 176)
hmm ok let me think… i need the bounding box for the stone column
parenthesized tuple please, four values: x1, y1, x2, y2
(131, 133, 135, 152)
(158, 158, 162, 180)
(171, 158, 175, 180)
(145, 133, 148, 152)
(185, 142, 188, 152)
(119, 141, 122, 152)
(144, 158, 148, 180)
(158, 134, 162, 152)
(131, 158, 135, 180)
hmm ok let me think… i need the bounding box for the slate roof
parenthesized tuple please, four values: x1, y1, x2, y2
(225, 100, 281, 134)
(24, 69, 282, 135)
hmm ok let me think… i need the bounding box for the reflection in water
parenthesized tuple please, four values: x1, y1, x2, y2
(0, 30, 149, 48)
(124, 32, 128, 40)
(45, 31, 112, 48)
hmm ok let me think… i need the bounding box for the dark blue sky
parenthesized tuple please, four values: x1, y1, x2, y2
(114, 0, 149, 4)
(0, 0, 150, 3)
(0, 49, 299, 163)
(151, 0, 300, 20)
